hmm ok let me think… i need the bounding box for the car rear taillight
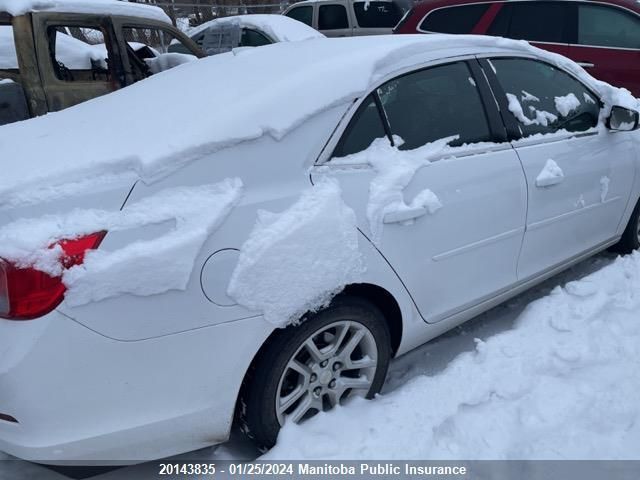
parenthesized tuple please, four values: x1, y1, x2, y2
(0, 232, 105, 321)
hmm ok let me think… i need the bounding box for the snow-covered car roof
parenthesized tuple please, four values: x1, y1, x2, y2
(187, 14, 324, 43)
(0, 0, 170, 24)
(0, 35, 635, 207)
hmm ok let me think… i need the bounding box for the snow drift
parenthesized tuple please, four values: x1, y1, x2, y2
(266, 252, 640, 460)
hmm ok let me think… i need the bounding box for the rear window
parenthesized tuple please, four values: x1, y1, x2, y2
(353, 2, 403, 28)
(419, 4, 490, 34)
(286, 6, 314, 26)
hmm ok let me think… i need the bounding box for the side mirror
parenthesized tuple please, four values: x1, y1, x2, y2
(607, 105, 640, 131)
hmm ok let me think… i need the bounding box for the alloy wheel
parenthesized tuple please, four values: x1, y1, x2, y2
(275, 320, 378, 425)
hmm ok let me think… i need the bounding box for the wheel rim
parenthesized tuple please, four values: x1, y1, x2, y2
(275, 320, 378, 426)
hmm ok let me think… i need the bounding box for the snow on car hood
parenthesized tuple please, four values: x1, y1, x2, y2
(188, 14, 325, 43)
(0, 35, 636, 209)
(0, 0, 170, 23)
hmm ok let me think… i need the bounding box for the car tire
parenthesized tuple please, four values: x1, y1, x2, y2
(612, 199, 640, 255)
(237, 296, 391, 450)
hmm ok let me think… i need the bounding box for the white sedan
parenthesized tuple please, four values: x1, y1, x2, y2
(172, 14, 324, 55)
(0, 34, 638, 464)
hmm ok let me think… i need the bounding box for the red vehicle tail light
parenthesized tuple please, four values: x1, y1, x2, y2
(0, 232, 105, 320)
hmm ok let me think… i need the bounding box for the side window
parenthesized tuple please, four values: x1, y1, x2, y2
(240, 29, 272, 48)
(122, 26, 197, 79)
(286, 6, 314, 27)
(419, 4, 490, 34)
(319, 5, 349, 30)
(353, 2, 403, 28)
(333, 94, 387, 157)
(505, 1, 568, 43)
(491, 58, 599, 137)
(379, 62, 491, 149)
(46, 26, 112, 82)
(197, 24, 242, 56)
(0, 23, 19, 80)
(578, 4, 640, 49)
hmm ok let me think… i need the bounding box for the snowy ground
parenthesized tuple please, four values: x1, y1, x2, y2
(1, 250, 630, 479)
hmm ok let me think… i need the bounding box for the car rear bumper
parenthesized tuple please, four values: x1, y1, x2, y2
(0, 311, 271, 465)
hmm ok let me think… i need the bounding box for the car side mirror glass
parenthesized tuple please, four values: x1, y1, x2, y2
(607, 105, 640, 131)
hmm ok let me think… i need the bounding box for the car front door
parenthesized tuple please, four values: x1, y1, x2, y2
(31, 13, 123, 112)
(311, 59, 527, 323)
(568, 2, 640, 96)
(483, 56, 635, 280)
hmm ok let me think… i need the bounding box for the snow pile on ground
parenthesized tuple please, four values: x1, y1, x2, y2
(332, 136, 454, 243)
(228, 179, 363, 327)
(266, 252, 640, 459)
(555, 93, 581, 117)
(0, 179, 242, 305)
(0, 0, 170, 23)
(188, 14, 325, 43)
(535, 159, 564, 187)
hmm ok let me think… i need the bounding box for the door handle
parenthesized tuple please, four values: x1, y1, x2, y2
(383, 207, 427, 224)
(577, 61, 595, 68)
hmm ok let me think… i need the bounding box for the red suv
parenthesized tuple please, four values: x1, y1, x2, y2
(394, 0, 640, 95)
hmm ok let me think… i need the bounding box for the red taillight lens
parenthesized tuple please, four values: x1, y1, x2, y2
(0, 232, 105, 320)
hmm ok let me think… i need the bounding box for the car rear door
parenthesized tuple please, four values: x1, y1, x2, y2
(481, 56, 635, 280)
(311, 59, 527, 324)
(568, 2, 640, 96)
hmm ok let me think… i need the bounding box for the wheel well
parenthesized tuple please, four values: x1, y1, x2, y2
(234, 283, 403, 427)
(339, 283, 403, 356)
